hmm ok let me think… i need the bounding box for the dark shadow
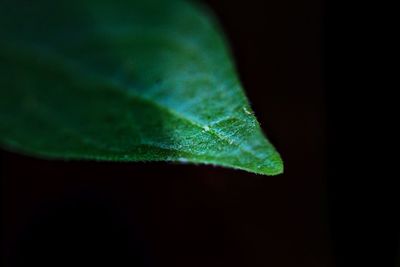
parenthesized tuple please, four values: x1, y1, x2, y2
(14, 193, 151, 267)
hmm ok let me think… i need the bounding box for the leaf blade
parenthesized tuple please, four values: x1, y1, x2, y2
(0, 0, 283, 175)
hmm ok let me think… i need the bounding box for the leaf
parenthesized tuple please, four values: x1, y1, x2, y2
(0, 0, 283, 175)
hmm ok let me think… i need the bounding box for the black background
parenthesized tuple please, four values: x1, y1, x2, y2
(1, 0, 398, 266)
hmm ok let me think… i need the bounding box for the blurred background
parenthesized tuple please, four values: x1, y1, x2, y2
(1, 0, 398, 266)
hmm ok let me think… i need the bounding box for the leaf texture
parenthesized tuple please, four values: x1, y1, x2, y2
(0, 0, 283, 175)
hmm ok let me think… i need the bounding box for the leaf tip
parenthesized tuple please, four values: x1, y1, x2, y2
(257, 152, 284, 176)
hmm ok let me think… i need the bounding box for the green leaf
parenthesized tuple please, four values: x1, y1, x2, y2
(0, 0, 283, 175)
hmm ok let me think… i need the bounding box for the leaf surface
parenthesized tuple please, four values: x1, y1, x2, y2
(0, 0, 283, 175)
